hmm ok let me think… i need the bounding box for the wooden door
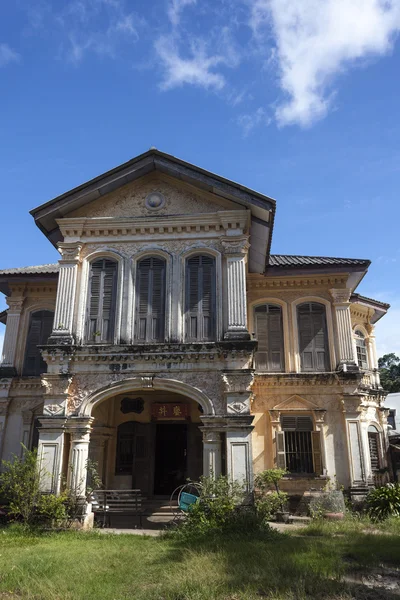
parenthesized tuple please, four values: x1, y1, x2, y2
(132, 423, 154, 497)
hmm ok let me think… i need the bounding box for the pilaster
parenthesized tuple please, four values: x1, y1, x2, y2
(330, 288, 358, 371)
(48, 242, 82, 345)
(202, 430, 222, 478)
(1, 296, 25, 371)
(225, 416, 254, 490)
(67, 417, 94, 498)
(37, 417, 67, 494)
(222, 237, 250, 340)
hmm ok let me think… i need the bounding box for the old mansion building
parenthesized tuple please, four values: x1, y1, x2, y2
(0, 150, 390, 502)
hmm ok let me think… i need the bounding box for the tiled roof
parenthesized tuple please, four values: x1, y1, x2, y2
(351, 293, 390, 310)
(268, 255, 370, 268)
(0, 264, 59, 276)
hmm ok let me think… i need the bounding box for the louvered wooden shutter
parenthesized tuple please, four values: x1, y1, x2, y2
(23, 310, 54, 376)
(186, 255, 216, 341)
(311, 431, 322, 475)
(368, 433, 380, 472)
(136, 257, 166, 342)
(298, 303, 329, 372)
(275, 431, 286, 469)
(255, 305, 283, 371)
(87, 259, 117, 343)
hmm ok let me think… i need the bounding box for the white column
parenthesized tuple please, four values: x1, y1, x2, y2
(67, 418, 93, 498)
(366, 324, 380, 387)
(49, 242, 82, 344)
(202, 430, 222, 478)
(330, 288, 358, 371)
(37, 417, 67, 494)
(1, 297, 24, 369)
(222, 237, 250, 340)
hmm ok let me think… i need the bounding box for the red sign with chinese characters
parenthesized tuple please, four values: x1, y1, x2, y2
(151, 403, 190, 420)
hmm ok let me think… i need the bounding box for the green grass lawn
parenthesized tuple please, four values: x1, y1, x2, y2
(0, 521, 399, 600)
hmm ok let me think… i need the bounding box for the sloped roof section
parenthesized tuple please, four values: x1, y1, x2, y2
(351, 293, 390, 310)
(0, 264, 59, 275)
(268, 255, 371, 268)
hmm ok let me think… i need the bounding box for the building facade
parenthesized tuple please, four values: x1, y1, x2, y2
(0, 150, 391, 505)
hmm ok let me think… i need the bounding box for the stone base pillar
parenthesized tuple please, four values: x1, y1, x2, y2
(202, 430, 222, 478)
(37, 417, 67, 494)
(222, 237, 251, 341)
(225, 416, 254, 491)
(67, 417, 93, 499)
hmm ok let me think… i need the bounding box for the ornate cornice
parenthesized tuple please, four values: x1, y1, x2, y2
(253, 372, 360, 388)
(57, 211, 249, 242)
(330, 288, 351, 304)
(248, 274, 348, 290)
(57, 242, 82, 263)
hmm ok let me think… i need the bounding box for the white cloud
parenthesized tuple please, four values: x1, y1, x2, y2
(251, 0, 400, 127)
(375, 306, 400, 358)
(168, 0, 197, 27)
(237, 106, 271, 136)
(0, 44, 20, 68)
(155, 35, 227, 90)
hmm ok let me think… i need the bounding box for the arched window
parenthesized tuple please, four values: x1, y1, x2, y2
(254, 304, 284, 371)
(368, 425, 381, 472)
(23, 310, 54, 376)
(86, 258, 118, 343)
(185, 255, 216, 341)
(355, 329, 368, 369)
(297, 302, 329, 372)
(135, 256, 166, 342)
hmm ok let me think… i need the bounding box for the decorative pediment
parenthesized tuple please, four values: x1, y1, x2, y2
(66, 175, 241, 220)
(272, 395, 320, 411)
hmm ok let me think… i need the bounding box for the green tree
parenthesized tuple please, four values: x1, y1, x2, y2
(378, 353, 400, 393)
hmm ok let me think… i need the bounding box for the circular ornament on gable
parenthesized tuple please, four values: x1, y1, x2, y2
(145, 191, 165, 211)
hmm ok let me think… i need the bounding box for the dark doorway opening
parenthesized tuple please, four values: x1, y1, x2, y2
(154, 424, 187, 495)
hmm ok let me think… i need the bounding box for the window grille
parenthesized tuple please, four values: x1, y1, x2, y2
(297, 302, 329, 372)
(254, 304, 284, 372)
(280, 415, 315, 474)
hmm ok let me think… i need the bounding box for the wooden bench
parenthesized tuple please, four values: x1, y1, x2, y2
(90, 489, 146, 528)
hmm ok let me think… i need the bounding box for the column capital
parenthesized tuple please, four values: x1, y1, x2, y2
(221, 236, 249, 256)
(58, 242, 83, 264)
(67, 416, 94, 441)
(6, 296, 25, 314)
(329, 288, 351, 304)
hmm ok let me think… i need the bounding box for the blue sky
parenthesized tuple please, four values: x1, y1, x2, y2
(0, 0, 400, 356)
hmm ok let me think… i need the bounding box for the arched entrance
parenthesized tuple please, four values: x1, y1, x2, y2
(90, 389, 204, 496)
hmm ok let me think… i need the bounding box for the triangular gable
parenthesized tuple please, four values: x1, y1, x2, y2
(66, 174, 239, 219)
(272, 395, 320, 411)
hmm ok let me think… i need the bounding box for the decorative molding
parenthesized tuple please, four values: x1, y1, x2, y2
(248, 275, 347, 290)
(223, 370, 254, 393)
(57, 242, 82, 263)
(221, 236, 249, 256)
(6, 297, 25, 313)
(330, 288, 351, 304)
(272, 394, 320, 411)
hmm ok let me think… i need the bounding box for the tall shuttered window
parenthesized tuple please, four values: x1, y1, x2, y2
(86, 259, 118, 343)
(355, 330, 368, 369)
(135, 257, 166, 342)
(23, 310, 54, 376)
(185, 255, 216, 342)
(368, 425, 380, 472)
(254, 304, 284, 372)
(297, 302, 329, 372)
(275, 415, 322, 475)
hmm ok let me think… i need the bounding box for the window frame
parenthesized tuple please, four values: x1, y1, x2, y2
(367, 424, 382, 473)
(85, 257, 119, 344)
(292, 297, 335, 373)
(81, 252, 123, 345)
(354, 327, 369, 370)
(182, 250, 219, 343)
(22, 309, 54, 377)
(134, 255, 167, 343)
(253, 303, 285, 372)
(277, 413, 322, 475)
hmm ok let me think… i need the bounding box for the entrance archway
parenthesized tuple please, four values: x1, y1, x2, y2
(89, 387, 206, 496)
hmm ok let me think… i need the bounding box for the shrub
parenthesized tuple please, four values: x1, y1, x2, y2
(254, 468, 287, 494)
(366, 483, 400, 521)
(171, 475, 274, 538)
(256, 491, 289, 521)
